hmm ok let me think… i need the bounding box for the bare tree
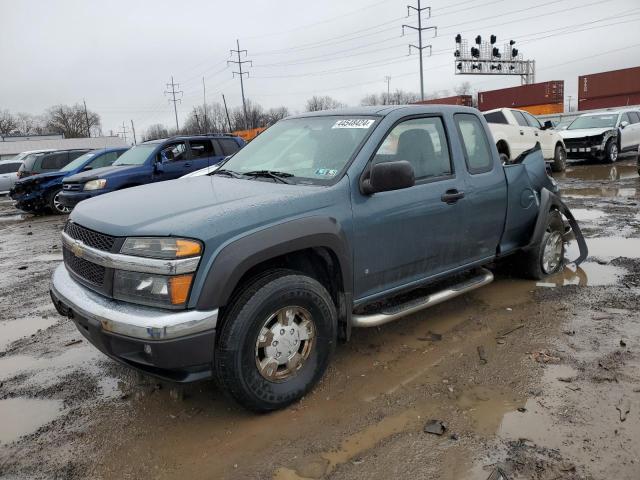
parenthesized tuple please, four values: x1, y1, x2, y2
(305, 95, 345, 112)
(231, 99, 267, 131)
(44, 104, 101, 138)
(454, 81, 473, 96)
(14, 112, 45, 135)
(0, 110, 18, 135)
(264, 106, 290, 125)
(142, 123, 169, 142)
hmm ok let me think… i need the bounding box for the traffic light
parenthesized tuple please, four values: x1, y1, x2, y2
(454, 49, 460, 57)
(490, 35, 497, 44)
(457, 62, 463, 70)
(475, 35, 482, 45)
(455, 34, 462, 43)
(492, 47, 501, 58)
(471, 47, 480, 58)
(511, 48, 518, 57)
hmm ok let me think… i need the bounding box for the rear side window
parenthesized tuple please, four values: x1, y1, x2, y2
(483, 111, 508, 124)
(189, 140, 214, 158)
(217, 138, 241, 155)
(0, 163, 21, 174)
(627, 112, 640, 123)
(21, 154, 41, 171)
(455, 114, 493, 174)
(511, 110, 529, 127)
(620, 113, 630, 125)
(522, 111, 542, 129)
(159, 142, 187, 162)
(41, 152, 69, 170)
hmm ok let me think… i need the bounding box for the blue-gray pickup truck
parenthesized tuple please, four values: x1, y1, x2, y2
(50, 105, 587, 412)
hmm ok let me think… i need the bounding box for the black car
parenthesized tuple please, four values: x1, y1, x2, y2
(17, 149, 91, 179)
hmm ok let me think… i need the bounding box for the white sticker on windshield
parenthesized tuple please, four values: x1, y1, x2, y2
(332, 119, 375, 129)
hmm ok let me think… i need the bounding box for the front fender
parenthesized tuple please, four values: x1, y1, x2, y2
(195, 216, 352, 310)
(528, 188, 588, 266)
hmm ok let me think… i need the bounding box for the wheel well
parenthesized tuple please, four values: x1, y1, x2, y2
(555, 141, 564, 151)
(496, 140, 510, 158)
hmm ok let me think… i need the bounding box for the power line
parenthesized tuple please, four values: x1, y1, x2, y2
(164, 76, 183, 131)
(403, 1, 436, 100)
(118, 121, 129, 144)
(228, 39, 252, 125)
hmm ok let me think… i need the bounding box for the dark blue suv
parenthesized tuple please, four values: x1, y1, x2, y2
(58, 134, 245, 209)
(11, 148, 128, 214)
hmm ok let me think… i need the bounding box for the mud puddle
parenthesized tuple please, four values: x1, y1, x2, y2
(569, 208, 606, 222)
(0, 398, 63, 444)
(537, 261, 626, 287)
(558, 162, 639, 182)
(0, 316, 58, 351)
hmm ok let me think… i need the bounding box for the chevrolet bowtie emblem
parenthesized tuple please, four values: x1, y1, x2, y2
(71, 240, 84, 258)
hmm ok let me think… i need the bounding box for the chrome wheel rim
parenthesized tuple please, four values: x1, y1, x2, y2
(255, 306, 315, 382)
(542, 231, 563, 274)
(610, 144, 618, 162)
(53, 193, 70, 214)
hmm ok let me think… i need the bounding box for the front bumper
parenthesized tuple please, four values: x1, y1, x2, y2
(50, 264, 218, 382)
(58, 190, 97, 208)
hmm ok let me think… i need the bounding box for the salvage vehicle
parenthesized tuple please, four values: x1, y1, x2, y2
(57, 134, 245, 209)
(559, 110, 640, 163)
(50, 105, 587, 412)
(16, 149, 91, 179)
(483, 108, 567, 172)
(10, 148, 128, 214)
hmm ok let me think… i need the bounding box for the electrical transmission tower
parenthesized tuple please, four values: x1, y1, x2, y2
(118, 121, 129, 144)
(402, 1, 437, 101)
(164, 76, 183, 131)
(228, 39, 252, 127)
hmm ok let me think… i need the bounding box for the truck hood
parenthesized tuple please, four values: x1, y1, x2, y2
(69, 175, 338, 238)
(559, 127, 614, 139)
(63, 165, 137, 183)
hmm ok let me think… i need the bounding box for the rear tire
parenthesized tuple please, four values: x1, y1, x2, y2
(214, 270, 337, 412)
(519, 210, 565, 280)
(48, 188, 71, 214)
(551, 144, 567, 172)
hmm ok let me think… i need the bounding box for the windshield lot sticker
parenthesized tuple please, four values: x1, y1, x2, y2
(315, 168, 338, 177)
(332, 119, 375, 129)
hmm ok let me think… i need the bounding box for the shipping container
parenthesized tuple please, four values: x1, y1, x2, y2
(578, 93, 640, 111)
(518, 103, 564, 115)
(578, 66, 640, 101)
(413, 95, 473, 107)
(232, 127, 267, 142)
(478, 81, 564, 111)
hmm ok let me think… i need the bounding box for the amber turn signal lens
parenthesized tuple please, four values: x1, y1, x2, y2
(175, 239, 202, 258)
(169, 274, 193, 305)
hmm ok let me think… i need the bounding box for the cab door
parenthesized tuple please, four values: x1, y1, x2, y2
(187, 139, 215, 171)
(523, 111, 553, 158)
(510, 110, 538, 157)
(154, 141, 191, 180)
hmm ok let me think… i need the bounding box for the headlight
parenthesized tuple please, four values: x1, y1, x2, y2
(120, 237, 202, 259)
(113, 270, 193, 309)
(83, 179, 107, 190)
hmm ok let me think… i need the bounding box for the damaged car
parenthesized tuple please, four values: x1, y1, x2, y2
(50, 105, 587, 412)
(559, 110, 640, 162)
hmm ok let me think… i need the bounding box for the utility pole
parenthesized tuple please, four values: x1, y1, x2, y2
(193, 107, 202, 133)
(228, 39, 252, 128)
(202, 76, 208, 132)
(130, 120, 137, 145)
(83, 99, 91, 137)
(222, 94, 232, 132)
(164, 76, 183, 131)
(118, 121, 129, 144)
(567, 95, 573, 112)
(402, 1, 437, 101)
(385, 76, 391, 104)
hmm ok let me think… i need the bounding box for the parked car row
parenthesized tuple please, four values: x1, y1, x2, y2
(3, 133, 246, 214)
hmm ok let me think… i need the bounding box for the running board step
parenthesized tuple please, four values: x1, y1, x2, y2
(351, 268, 494, 328)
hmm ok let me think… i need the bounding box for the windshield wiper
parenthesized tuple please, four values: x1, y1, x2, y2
(243, 170, 294, 184)
(211, 168, 243, 178)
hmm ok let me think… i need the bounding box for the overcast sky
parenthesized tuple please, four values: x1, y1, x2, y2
(1, 0, 639, 138)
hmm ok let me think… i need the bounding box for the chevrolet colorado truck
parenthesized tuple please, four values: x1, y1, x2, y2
(50, 105, 587, 412)
(483, 108, 567, 172)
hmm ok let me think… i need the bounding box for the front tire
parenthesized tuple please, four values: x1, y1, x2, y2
(520, 210, 565, 280)
(605, 139, 619, 163)
(214, 270, 337, 412)
(551, 144, 567, 172)
(48, 188, 71, 214)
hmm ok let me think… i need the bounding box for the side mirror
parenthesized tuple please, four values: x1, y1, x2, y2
(154, 158, 165, 173)
(362, 160, 415, 195)
(543, 120, 553, 130)
(620, 120, 629, 129)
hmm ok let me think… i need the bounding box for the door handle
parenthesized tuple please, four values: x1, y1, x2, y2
(534, 132, 539, 136)
(441, 189, 465, 204)
(519, 130, 524, 135)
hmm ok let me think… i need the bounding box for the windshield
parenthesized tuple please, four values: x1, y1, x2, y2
(60, 151, 96, 172)
(219, 116, 377, 184)
(113, 144, 156, 165)
(568, 114, 618, 130)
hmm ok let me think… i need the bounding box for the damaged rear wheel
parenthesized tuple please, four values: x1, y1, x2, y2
(520, 210, 565, 280)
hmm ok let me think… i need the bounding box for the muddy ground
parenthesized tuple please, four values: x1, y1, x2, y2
(1, 157, 639, 480)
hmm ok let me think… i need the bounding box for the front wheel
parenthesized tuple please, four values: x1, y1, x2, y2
(551, 144, 567, 172)
(214, 270, 337, 412)
(520, 210, 565, 280)
(48, 188, 71, 214)
(605, 139, 619, 163)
